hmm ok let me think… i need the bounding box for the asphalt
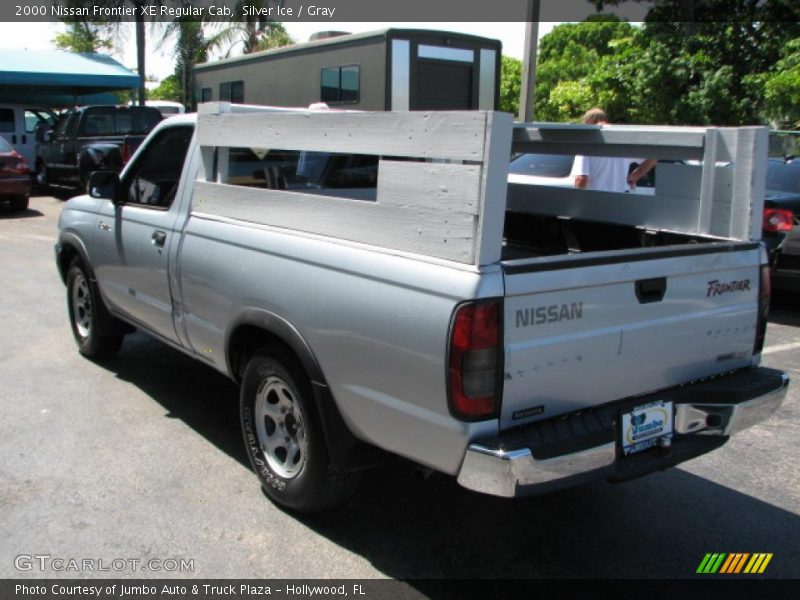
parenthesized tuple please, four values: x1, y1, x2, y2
(1, 195, 798, 585)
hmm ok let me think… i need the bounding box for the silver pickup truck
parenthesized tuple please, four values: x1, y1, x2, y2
(56, 104, 789, 512)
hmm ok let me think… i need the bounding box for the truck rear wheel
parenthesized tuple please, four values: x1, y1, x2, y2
(240, 349, 358, 512)
(66, 259, 124, 359)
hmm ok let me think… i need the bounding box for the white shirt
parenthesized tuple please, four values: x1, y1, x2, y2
(571, 155, 641, 193)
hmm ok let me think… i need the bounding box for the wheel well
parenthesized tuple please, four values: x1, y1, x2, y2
(228, 325, 299, 383)
(228, 322, 390, 473)
(56, 244, 80, 284)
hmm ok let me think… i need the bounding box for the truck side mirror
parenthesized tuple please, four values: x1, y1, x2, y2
(88, 170, 123, 205)
(35, 124, 51, 144)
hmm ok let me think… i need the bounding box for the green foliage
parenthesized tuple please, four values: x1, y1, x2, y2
(534, 2, 800, 127)
(254, 22, 294, 52)
(499, 56, 521, 116)
(53, 22, 115, 53)
(149, 74, 182, 102)
(215, 2, 295, 56)
(534, 17, 638, 122)
(759, 38, 800, 129)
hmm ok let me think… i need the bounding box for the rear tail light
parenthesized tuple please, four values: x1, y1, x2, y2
(754, 264, 771, 355)
(448, 300, 503, 421)
(0, 154, 29, 175)
(121, 141, 133, 164)
(763, 208, 794, 233)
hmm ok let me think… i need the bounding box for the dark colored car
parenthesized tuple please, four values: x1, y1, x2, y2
(763, 157, 800, 292)
(0, 136, 31, 211)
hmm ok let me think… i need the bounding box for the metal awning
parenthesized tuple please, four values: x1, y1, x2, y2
(0, 49, 139, 106)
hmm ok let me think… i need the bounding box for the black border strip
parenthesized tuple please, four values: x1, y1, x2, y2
(503, 242, 762, 275)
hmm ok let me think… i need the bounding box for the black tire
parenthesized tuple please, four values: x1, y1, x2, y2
(66, 258, 124, 359)
(240, 349, 358, 512)
(10, 196, 29, 211)
(35, 161, 49, 191)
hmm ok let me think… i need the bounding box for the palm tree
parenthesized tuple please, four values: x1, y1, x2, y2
(158, 19, 229, 110)
(212, 1, 294, 57)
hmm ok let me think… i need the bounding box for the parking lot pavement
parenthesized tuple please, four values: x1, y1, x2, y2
(1, 195, 799, 583)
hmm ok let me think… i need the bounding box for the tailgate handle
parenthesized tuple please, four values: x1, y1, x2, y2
(636, 277, 667, 304)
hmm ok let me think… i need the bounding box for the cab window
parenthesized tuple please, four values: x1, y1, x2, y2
(123, 126, 193, 209)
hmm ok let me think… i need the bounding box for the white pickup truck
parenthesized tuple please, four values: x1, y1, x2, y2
(55, 103, 788, 511)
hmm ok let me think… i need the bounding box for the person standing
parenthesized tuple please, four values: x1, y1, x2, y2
(571, 108, 656, 192)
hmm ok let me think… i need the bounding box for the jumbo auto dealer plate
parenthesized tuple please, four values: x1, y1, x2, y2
(621, 400, 674, 456)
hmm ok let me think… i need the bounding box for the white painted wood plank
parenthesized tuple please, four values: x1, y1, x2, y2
(727, 127, 768, 241)
(476, 111, 514, 266)
(376, 160, 482, 214)
(197, 111, 488, 162)
(698, 128, 719, 234)
(513, 123, 708, 160)
(192, 181, 476, 263)
(506, 182, 701, 235)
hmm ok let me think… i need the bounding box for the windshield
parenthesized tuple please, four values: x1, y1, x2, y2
(766, 160, 800, 194)
(509, 153, 575, 178)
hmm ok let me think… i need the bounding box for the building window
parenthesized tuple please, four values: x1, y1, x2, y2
(201, 87, 212, 102)
(320, 66, 360, 104)
(220, 81, 244, 103)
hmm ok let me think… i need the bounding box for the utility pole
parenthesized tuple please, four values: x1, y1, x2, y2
(519, 0, 540, 123)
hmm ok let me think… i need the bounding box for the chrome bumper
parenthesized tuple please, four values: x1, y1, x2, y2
(457, 371, 789, 498)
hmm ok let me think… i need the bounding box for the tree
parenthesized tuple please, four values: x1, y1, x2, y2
(754, 38, 800, 129)
(213, 1, 294, 56)
(534, 17, 638, 122)
(533, 2, 800, 126)
(52, 21, 116, 53)
(499, 56, 522, 116)
(149, 74, 182, 102)
(158, 19, 228, 110)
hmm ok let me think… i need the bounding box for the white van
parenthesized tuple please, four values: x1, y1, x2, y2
(0, 104, 57, 167)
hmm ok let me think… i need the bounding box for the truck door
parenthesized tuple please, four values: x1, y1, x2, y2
(92, 124, 194, 344)
(48, 112, 78, 182)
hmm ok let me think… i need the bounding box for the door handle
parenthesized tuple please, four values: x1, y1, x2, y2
(22, 134, 27, 145)
(151, 230, 167, 248)
(635, 277, 667, 304)
(11, 134, 16, 144)
(98, 221, 111, 232)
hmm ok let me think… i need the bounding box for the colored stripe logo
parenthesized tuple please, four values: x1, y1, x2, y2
(696, 553, 773, 574)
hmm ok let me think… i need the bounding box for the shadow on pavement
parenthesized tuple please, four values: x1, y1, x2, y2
(769, 291, 800, 327)
(94, 332, 800, 585)
(0, 206, 44, 219)
(32, 186, 76, 201)
(100, 331, 247, 468)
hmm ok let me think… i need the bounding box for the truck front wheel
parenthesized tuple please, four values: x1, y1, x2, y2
(240, 350, 357, 512)
(35, 161, 49, 190)
(66, 259, 124, 359)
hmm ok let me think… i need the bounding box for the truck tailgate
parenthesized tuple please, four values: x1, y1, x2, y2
(501, 243, 763, 430)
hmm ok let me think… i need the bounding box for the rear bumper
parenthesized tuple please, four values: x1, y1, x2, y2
(0, 178, 31, 198)
(457, 367, 789, 498)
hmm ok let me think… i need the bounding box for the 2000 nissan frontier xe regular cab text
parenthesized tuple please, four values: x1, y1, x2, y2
(55, 103, 789, 512)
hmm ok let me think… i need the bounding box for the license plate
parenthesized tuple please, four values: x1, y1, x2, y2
(621, 400, 674, 456)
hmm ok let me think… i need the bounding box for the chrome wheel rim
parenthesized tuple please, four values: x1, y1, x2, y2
(254, 375, 307, 479)
(71, 272, 92, 339)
